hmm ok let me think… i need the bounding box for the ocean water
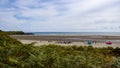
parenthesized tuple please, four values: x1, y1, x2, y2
(26, 32, 120, 35)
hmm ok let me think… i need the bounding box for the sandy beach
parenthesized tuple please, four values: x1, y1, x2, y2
(10, 35, 120, 48)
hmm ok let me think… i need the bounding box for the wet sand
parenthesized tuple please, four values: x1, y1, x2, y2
(10, 35, 120, 48)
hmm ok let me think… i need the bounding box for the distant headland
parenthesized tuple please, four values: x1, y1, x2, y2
(0, 30, 33, 35)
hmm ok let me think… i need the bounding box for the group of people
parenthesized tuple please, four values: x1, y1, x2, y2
(56, 40, 113, 45)
(56, 41, 72, 44)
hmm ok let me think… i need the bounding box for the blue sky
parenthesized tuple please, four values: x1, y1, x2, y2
(0, 0, 120, 32)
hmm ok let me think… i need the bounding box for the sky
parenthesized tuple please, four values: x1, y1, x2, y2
(0, 0, 120, 32)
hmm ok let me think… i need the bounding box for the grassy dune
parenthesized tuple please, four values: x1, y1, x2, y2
(0, 31, 120, 68)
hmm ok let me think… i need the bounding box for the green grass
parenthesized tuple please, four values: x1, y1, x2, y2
(0, 31, 21, 45)
(0, 31, 120, 68)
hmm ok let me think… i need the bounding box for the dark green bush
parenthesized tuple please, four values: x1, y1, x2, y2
(112, 47, 120, 57)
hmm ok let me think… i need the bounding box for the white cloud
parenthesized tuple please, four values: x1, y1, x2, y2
(0, 0, 120, 32)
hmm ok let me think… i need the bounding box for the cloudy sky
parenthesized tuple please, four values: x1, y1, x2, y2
(0, 0, 120, 32)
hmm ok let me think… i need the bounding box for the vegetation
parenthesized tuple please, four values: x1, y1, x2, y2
(0, 31, 120, 68)
(0, 31, 21, 45)
(4, 31, 33, 35)
(5, 31, 25, 35)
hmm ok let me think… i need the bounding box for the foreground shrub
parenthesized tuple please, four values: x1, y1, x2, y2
(112, 47, 120, 57)
(112, 57, 120, 68)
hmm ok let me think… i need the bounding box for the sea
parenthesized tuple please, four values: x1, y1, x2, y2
(26, 32, 120, 36)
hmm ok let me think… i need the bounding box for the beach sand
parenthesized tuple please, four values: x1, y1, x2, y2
(10, 35, 120, 48)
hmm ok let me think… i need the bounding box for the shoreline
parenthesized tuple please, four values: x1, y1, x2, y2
(10, 35, 120, 48)
(10, 35, 120, 40)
